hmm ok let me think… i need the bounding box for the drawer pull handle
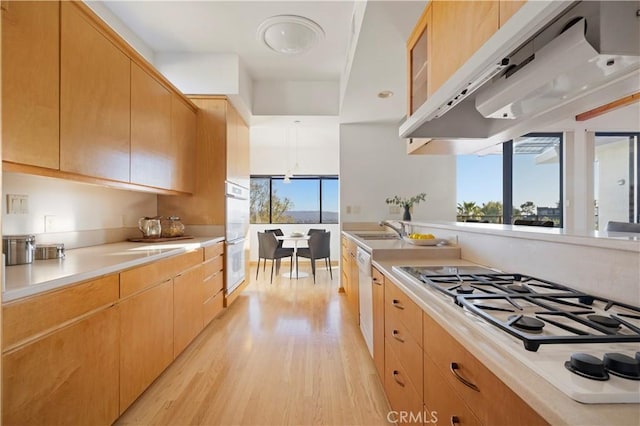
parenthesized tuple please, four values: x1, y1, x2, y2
(392, 299, 405, 310)
(392, 370, 405, 387)
(392, 330, 405, 343)
(450, 362, 479, 392)
(372, 277, 382, 286)
(451, 416, 460, 426)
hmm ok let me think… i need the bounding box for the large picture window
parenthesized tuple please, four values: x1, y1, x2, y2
(250, 176, 339, 224)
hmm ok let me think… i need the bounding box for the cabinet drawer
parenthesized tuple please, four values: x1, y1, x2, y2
(203, 290, 224, 326)
(384, 281, 422, 346)
(120, 249, 202, 298)
(385, 307, 423, 399)
(423, 313, 547, 426)
(384, 341, 423, 425)
(204, 242, 224, 260)
(203, 271, 224, 300)
(3, 274, 119, 349)
(424, 351, 481, 426)
(204, 255, 223, 279)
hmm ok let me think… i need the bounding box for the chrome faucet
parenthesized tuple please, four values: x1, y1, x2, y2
(379, 220, 407, 238)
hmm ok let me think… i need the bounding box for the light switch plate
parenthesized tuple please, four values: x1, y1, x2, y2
(7, 194, 28, 214)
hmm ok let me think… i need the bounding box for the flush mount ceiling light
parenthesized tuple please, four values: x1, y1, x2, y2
(257, 15, 325, 55)
(377, 90, 394, 99)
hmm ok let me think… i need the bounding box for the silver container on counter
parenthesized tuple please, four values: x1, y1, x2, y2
(3, 235, 36, 266)
(34, 243, 65, 260)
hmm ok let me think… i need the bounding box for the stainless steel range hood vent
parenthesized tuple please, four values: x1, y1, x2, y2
(400, 1, 640, 148)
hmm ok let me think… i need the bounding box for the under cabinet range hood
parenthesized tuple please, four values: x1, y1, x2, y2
(400, 1, 640, 147)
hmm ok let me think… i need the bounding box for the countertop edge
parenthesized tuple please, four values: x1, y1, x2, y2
(371, 258, 638, 426)
(3, 236, 225, 303)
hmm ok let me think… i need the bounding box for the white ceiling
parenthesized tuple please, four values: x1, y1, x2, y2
(96, 0, 427, 125)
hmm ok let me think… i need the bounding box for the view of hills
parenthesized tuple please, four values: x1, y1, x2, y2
(283, 210, 339, 224)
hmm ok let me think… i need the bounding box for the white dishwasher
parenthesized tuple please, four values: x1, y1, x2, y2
(356, 247, 373, 356)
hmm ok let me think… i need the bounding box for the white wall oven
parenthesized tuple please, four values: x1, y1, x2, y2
(225, 181, 249, 295)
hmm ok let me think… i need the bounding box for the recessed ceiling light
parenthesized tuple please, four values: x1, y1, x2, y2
(257, 15, 325, 55)
(377, 90, 394, 99)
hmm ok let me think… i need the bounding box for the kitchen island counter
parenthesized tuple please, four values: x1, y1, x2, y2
(373, 257, 640, 426)
(3, 237, 224, 302)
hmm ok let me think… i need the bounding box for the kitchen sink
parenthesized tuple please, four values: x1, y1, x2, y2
(354, 233, 400, 240)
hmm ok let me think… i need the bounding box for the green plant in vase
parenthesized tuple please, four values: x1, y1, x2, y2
(385, 193, 427, 221)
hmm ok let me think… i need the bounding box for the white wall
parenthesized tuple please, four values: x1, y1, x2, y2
(340, 123, 457, 223)
(249, 123, 340, 261)
(596, 139, 630, 228)
(253, 81, 339, 116)
(2, 173, 157, 248)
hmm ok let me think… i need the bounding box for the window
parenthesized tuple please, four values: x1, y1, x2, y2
(594, 133, 639, 230)
(250, 176, 339, 224)
(456, 133, 563, 227)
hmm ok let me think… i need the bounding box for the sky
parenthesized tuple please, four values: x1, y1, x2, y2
(457, 153, 560, 208)
(272, 178, 339, 212)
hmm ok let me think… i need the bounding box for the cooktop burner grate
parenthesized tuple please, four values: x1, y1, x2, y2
(395, 266, 640, 352)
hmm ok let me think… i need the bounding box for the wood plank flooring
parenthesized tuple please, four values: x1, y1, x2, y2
(116, 262, 391, 425)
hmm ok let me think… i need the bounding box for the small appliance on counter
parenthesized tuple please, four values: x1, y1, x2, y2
(138, 216, 162, 238)
(128, 215, 192, 243)
(160, 216, 185, 238)
(34, 243, 65, 260)
(3, 235, 36, 266)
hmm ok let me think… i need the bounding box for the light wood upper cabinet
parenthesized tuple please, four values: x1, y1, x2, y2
(131, 62, 172, 189)
(226, 102, 250, 187)
(407, 3, 432, 115)
(60, 1, 131, 182)
(500, 0, 527, 27)
(171, 94, 197, 193)
(3, 307, 119, 426)
(430, 1, 499, 97)
(1, 1, 59, 169)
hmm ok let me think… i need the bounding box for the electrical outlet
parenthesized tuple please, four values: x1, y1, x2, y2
(44, 215, 57, 233)
(7, 194, 28, 214)
(353, 205, 361, 214)
(346, 206, 352, 214)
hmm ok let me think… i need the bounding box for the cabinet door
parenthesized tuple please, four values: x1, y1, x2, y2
(60, 2, 130, 182)
(499, 0, 527, 27)
(236, 112, 250, 188)
(424, 353, 481, 426)
(347, 244, 360, 323)
(372, 267, 385, 381)
(174, 264, 204, 357)
(226, 102, 239, 185)
(407, 3, 432, 114)
(384, 341, 423, 425)
(171, 94, 196, 193)
(2, 307, 119, 426)
(431, 1, 499, 95)
(119, 280, 174, 413)
(131, 62, 172, 189)
(1, 0, 59, 169)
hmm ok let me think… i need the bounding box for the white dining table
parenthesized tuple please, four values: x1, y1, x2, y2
(276, 235, 310, 278)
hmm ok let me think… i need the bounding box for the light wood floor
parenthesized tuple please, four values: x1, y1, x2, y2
(116, 262, 391, 425)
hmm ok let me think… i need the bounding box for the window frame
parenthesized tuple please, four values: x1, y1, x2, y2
(250, 175, 339, 225)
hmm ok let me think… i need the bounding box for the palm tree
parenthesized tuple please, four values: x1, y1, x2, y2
(457, 201, 483, 221)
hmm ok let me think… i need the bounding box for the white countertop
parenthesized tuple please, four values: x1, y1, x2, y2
(372, 258, 640, 426)
(3, 237, 224, 302)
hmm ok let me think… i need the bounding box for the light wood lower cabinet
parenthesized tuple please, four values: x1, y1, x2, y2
(3, 306, 119, 425)
(423, 312, 548, 426)
(372, 267, 385, 380)
(119, 279, 174, 413)
(203, 242, 225, 326)
(174, 264, 204, 358)
(384, 341, 423, 426)
(341, 238, 359, 322)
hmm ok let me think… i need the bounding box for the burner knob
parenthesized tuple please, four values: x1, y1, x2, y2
(604, 353, 640, 380)
(565, 353, 609, 380)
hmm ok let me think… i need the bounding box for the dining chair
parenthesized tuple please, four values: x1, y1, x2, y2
(307, 228, 326, 235)
(606, 221, 640, 233)
(265, 228, 285, 247)
(296, 231, 332, 283)
(256, 231, 293, 283)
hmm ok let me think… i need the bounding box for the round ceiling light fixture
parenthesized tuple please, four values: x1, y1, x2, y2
(257, 15, 325, 55)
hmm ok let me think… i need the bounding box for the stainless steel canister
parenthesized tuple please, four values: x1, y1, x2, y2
(3, 235, 36, 266)
(34, 243, 65, 260)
